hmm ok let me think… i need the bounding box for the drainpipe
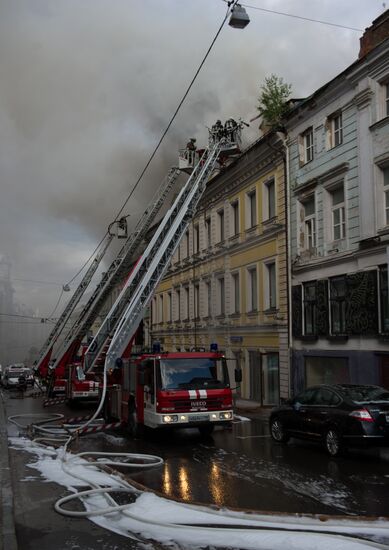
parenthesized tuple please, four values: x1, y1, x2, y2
(285, 140, 292, 399)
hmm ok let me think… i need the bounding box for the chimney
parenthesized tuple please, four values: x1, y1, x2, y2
(359, 9, 389, 58)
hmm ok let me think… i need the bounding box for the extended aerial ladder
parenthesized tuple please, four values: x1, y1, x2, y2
(49, 167, 181, 374)
(35, 232, 116, 377)
(84, 130, 240, 375)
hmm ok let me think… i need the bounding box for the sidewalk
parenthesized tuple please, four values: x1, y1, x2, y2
(0, 393, 18, 550)
(234, 398, 272, 420)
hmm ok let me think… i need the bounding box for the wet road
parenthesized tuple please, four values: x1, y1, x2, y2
(82, 417, 389, 518)
(3, 388, 389, 550)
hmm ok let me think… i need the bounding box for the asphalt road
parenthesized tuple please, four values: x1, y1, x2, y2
(2, 388, 389, 549)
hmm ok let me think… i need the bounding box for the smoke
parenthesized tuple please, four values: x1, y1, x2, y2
(0, 0, 382, 315)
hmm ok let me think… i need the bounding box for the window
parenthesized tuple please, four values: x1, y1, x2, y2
(217, 277, 225, 315)
(266, 262, 277, 309)
(184, 286, 189, 319)
(231, 200, 239, 236)
(247, 267, 257, 312)
(231, 272, 240, 314)
(193, 224, 200, 253)
(302, 197, 316, 249)
(167, 292, 172, 322)
(380, 265, 389, 333)
(305, 356, 349, 386)
(152, 297, 157, 324)
(265, 178, 276, 219)
(205, 217, 211, 249)
(194, 284, 200, 319)
(205, 281, 211, 317)
(328, 112, 343, 148)
(246, 190, 257, 228)
(383, 167, 389, 226)
(384, 82, 389, 118)
(303, 282, 316, 335)
(184, 231, 190, 258)
(159, 294, 164, 323)
(330, 276, 347, 334)
(217, 209, 225, 242)
(176, 289, 181, 321)
(331, 186, 346, 240)
(303, 128, 314, 163)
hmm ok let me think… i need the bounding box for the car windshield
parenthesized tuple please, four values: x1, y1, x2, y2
(340, 386, 389, 404)
(158, 358, 229, 390)
(8, 370, 24, 378)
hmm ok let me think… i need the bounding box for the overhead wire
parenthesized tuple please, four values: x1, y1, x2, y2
(241, 3, 363, 32)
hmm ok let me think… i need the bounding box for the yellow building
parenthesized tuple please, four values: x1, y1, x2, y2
(151, 132, 289, 405)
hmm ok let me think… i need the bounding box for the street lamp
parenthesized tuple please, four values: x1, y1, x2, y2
(229, 3, 250, 29)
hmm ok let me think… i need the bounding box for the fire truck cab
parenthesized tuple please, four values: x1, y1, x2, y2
(105, 348, 235, 437)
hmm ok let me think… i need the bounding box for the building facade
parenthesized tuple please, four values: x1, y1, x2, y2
(151, 133, 289, 404)
(287, 12, 389, 393)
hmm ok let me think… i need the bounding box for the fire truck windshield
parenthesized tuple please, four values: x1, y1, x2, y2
(158, 358, 229, 390)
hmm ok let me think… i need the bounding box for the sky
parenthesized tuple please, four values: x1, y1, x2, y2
(10, 435, 389, 548)
(0, 0, 386, 319)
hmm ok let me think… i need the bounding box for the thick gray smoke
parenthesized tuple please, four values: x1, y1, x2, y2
(0, 0, 382, 319)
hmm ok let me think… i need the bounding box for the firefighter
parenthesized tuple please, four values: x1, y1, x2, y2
(210, 120, 223, 145)
(224, 117, 238, 142)
(186, 138, 197, 164)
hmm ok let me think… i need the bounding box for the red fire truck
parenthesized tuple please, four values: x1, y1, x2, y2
(105, 345, 239, 436)
(46, 344, 100, 403)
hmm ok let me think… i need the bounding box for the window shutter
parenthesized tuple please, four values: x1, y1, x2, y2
(345, 271, 378, 334)
(292, 285, 303, 337)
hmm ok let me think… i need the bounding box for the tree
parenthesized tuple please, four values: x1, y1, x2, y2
(257, 74, 292, 130)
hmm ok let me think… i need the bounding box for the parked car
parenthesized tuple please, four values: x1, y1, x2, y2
(269, 384, 389, 457)
(2, 364, 29, 389)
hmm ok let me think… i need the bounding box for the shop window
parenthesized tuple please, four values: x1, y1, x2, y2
(305, 356, 349, 386)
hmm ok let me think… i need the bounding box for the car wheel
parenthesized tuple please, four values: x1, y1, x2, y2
(270, 417, 290, 443)
(325, 428, 343, 457)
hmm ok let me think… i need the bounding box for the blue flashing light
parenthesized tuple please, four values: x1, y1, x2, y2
(210, 342, 218, 352)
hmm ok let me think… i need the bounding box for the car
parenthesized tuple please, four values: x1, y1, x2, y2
(269, 384, 389, 457)
(2, 363, 29, 389)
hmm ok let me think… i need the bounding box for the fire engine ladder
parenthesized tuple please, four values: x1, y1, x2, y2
(52, 167, 181, 370)
(35, 232, 114, 373)
(86, 137, 226, 374)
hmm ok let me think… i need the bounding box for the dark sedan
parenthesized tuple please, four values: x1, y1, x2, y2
(269, 384, 389, 456)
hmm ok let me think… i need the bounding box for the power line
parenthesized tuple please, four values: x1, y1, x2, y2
(241, 3, 363, 31)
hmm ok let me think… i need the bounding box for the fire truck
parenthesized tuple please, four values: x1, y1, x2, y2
(93, 122, 245, 435)
(36, 167, 181, 402)
(105, 346, 239, 436)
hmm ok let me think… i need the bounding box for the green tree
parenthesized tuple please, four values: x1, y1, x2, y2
(257, 74, 292, 130)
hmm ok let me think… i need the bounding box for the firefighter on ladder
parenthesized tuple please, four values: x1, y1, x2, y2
(185, 138, 197, 165)
(224, 117, 238, 143)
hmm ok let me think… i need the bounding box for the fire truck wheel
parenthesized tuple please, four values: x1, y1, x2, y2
(198, 424, 214, 437)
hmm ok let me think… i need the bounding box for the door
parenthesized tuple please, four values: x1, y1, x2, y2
(288, 387, 318, 435)
(248, 351, 280, 406)
(300, 387, 341, 438)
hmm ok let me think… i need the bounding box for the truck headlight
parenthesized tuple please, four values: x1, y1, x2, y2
(211, 413, 218, 420)
(220, 412, 232, 420)
(163, 415, 178, 423)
